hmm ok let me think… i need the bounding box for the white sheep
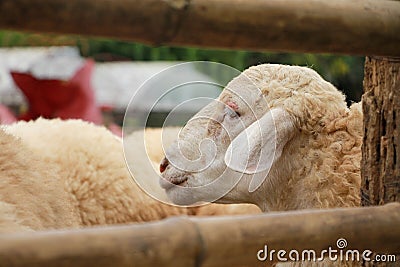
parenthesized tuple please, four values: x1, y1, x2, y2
(159, 64, 363, 266)
(126, 126, 261, 216)
(1, 119, 259, 232)
(160, 63, 362, 211)
(0, 127, 81, 233)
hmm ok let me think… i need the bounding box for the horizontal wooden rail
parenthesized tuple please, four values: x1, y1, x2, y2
(0, 0, 399, 56)
(0, 203, 399, 267)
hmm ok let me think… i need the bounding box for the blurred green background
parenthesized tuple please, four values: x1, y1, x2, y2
(0, 30, 364, 105)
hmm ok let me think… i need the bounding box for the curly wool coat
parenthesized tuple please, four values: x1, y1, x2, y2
(1, 120, 260, 233)
(241, 65, 363, 210)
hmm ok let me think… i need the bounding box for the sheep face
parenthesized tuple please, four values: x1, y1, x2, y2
(160, 64, 348, 207)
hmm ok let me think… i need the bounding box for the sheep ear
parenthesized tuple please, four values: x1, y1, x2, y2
(224, 108, 295, 191)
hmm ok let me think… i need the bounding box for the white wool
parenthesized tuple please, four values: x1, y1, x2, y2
(161, 64, 362, 211)
(0, 119, 259, 233)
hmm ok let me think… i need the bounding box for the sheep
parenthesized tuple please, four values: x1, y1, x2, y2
(159, 63, 362, 212)
(126, 126, 261, 216)
(1, 119, 259, 232)
(0, 127, 81, 233)
(158, 64, 363, 266)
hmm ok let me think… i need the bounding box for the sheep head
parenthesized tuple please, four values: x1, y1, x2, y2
(159, 64, 350, 210)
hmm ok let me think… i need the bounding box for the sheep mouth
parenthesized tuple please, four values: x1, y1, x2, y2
(159, 175, 189, 190)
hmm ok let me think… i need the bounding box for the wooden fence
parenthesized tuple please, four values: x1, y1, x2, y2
(0, 0, 399, 56)
(0, 204, 399, 267)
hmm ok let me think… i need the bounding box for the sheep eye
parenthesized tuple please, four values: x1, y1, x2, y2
(225, 100, 241, 118)
(226, 107, 240, 118)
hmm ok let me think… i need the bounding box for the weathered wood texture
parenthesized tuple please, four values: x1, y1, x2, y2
(362, 57, 400, 206)
(361, 57, 400, 267)
(0, 0, 399, 56)
(0, 203, 399, 267)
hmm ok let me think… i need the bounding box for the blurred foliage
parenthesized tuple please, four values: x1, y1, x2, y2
(0, 30, 363, 103)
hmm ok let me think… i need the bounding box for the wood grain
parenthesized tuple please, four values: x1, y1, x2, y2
(0, 0, 399, 56)
(362, 57, 400, 206)
(0, 203, 399, 267)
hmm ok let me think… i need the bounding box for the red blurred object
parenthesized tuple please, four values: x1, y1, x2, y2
(11, 59, 103, 124)
(100, 104, 115, 113)
(107, 123, 123, 137)
(0, 104, 17, 124)
(100, 104, 122, 137)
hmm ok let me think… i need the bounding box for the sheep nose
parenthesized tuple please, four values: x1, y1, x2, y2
(159, 157, 169, 173)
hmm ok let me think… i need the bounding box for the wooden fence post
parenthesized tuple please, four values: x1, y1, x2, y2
(361, 57, 400, 267)
(0, 0, 399, 56)
(362, 57, 400, 206)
